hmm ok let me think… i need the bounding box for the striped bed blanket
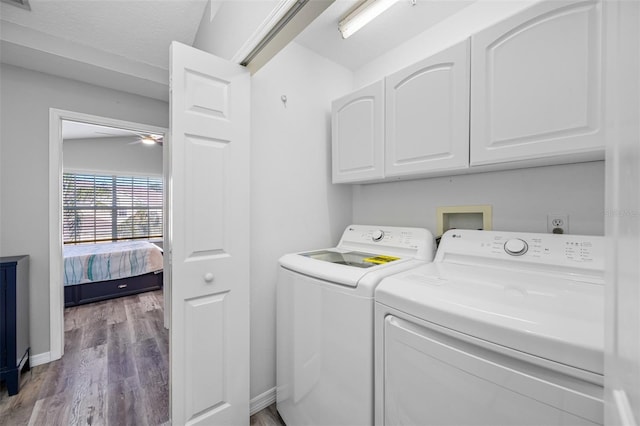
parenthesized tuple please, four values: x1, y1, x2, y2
(63, 241, 163, 286)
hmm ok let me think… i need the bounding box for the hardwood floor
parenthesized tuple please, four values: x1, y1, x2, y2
(250, 404, 286, 426)
(0, 290, 169, 426)
(0, 290, 285, 426)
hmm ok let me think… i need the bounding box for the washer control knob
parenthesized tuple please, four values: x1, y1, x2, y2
(504, 239, 528, 256)
(372, 230, 385, 242)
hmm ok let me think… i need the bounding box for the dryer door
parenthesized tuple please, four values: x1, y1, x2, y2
(379, 314, 603, 425)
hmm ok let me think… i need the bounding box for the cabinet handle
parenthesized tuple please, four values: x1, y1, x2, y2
(118, 284, 128, 289)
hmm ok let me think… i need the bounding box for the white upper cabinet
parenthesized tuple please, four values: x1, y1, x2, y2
(332, 81, 385, 183)
(470, 0, 603, 166)
(385, 39, 470, 178)
(330, 0, 605, 183)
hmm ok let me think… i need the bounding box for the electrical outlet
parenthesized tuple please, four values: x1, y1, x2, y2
(547, 214, 569, 234)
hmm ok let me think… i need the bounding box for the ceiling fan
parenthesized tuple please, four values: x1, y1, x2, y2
(129, 133, 164, 146)
(90, 128, 164, 146)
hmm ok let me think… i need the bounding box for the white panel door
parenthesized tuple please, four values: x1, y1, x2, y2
(170, 41, 250, 426)
(332, 81, 385, 183)
(385, 39, 470, 178)
(604, 0, 640, 424)
(470, 0, 603, 166)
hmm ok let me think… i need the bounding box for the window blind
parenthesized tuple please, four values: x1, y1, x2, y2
(63, 173, 163, 244)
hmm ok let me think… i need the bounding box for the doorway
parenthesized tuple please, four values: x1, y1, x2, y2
(49, 109, 169, 361)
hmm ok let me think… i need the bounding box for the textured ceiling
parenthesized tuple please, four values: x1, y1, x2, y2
(0, 0, 208, 69)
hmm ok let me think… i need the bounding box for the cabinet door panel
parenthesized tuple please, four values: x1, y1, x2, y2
(332, 81, 384, 183)
(471, 0, 603, 165)
(385, 39, 470, 177)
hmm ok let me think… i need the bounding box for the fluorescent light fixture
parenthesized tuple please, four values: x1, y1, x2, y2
(338, 0, 400, 39)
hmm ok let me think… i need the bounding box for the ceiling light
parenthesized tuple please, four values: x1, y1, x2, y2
(141, 137, 156, 145)
(338, 0, 400, 39)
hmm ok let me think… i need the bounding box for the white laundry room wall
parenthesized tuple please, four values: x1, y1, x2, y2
(344, 0, 605, 237)
(191, 0, 604, 406)
(352, 161, 605, 236)
(250, 42, 353, 402)
(0, 63, 169, 358)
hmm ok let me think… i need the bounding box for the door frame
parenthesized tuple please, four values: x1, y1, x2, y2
(48, 108, 168, 361)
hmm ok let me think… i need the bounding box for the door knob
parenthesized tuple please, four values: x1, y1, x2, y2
(204, 273, 214, 283)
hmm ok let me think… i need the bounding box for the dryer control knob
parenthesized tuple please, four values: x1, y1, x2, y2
(372, 230, 385, 242)
(504, 238, 528, 256)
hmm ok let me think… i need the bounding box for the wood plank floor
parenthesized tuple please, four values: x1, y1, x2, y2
(0, 290, 285, 426)
(0, 290, 169, 426)
(250, 404, 286, 426)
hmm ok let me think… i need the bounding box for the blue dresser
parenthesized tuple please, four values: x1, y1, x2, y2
(0, 255, 30, 396)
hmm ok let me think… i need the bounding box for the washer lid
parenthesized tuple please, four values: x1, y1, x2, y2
(279, 250, 410, 287)
(300, 250, 401, 268)
(375, 262, 604, 375)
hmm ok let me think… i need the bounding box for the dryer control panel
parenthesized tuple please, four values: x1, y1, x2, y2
(436, 229, 604, 273)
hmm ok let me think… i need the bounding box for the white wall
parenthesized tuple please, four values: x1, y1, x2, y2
(63, 136, 163, 177)
(345, 0, 605, 237)
(353, 161, 605, 236)
(250, 41, 353, 399)
(0, 64, 168, 356)
(245, 0, 604, 403)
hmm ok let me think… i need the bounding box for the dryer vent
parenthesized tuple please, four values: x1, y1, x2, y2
(436, 205, 493, 237)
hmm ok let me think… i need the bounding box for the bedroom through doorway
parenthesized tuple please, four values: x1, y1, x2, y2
(48, 111, 170, 422)
(61, 120, 165, 309)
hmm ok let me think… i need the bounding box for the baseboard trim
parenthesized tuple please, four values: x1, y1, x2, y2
(250, 387, 276, 416)
(30, 351, 52, 367)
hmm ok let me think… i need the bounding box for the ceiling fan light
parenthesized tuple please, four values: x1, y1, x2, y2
(141, 137, 156, 145)
(338, 0, 399, 39)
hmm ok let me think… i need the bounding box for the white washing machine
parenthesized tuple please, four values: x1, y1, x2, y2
(375, 229, 605, 426)
(277, 224, 435, 426)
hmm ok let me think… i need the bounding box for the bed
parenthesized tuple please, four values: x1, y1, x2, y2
(63, 241, 164, 307)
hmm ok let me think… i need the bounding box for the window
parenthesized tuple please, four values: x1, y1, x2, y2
(63, 173, 163, 244)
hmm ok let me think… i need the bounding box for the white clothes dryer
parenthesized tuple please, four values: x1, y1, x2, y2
(277, 224, 435, 426)
(375, 229, 605, 426)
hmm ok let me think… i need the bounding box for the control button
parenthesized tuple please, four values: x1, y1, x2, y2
(504, 238, 528, 256)
(372, 230, 385, 242)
